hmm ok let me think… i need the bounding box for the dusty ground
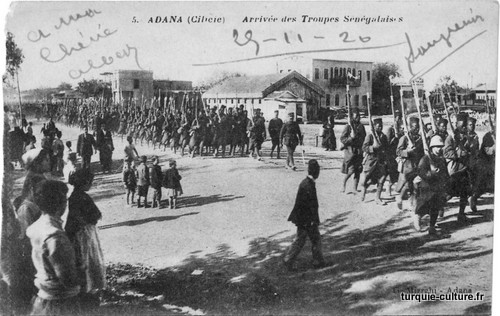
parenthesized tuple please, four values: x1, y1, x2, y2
(11, 118, 494, 315)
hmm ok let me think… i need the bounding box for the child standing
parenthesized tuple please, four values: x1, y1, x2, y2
(136, 155, 150, 208)
(123, 159, 137, 206)
(150, 156, 163, 208)
(124, 136, 139, 170)
(163, 160, 182, 209)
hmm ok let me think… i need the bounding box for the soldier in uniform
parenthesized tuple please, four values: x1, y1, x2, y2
(361, 118, 388, 205)
(443, 113, 473, 223)
(280, 112, 302, 170)
(384, 126, 399, 197)
(426, 117, 449, 142)
(470, 125, 495, 211)
(413, 135, 449, 236)
(340, 110, 366, 194)
(395, 116, 424, 210)
(268, 110, 284, 159)
(248, 108, 266, 160)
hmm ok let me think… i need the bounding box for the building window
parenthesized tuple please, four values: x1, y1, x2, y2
(324, 69, 328, 79)
(231, 99, 234, 104)
(326, 94, 331, 106)
(334, 67, 339, 78)
(259, 99, 262, 104)
(358, 70, 362, 81)
(347, 68, 351, 77)
(133, 79, 140, 89)
(354, 95, 359, 107)
(352, 68, 356, 77)
(330, 68, 333, 79)
(314, 68, 320, 80)
(343, 68, 347, 77)
(367, 70, 371, 81)
(335, 94, 340, 106)
(237, 98, 240, 103)
(252, 99, 254, 104)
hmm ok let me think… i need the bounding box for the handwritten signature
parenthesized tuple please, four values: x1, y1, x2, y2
(27, 8, 102, 42)
(40, 25, 117, 63)
(405, 10, 485, 80)
(68, 44, 142, 79)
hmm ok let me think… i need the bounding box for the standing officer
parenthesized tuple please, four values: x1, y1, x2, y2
(283, 159, 325, 271)
(340, 109, 366, 194)
(268, 110, 283, 159)
(76, 125, 97, 170)
(249, 108, 266, 160)
(280, 112, 302, 170)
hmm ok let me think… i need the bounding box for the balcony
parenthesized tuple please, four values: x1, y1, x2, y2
(330, 77, 361, 87)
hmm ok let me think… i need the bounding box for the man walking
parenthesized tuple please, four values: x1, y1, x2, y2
(280, 112, 302, 170)
(76, 125, 96, 170)
(268, 110, 283, 159)
(340, 110, 366, 193)
(283, 159, 325, 271)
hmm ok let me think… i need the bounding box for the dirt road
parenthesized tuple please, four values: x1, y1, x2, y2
(14, 120, 494, 315)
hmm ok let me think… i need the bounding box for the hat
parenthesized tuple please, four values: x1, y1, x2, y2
(255, 108, 261, 112)
(429, 135, 445, 148)
(467, 117, 477, 124)
(373, 118, 383, 125)
(437, 117, 448, 126)
(288, 112, 295, 117)
(409, 116, 419, 124)
(456, 112, 469, 124)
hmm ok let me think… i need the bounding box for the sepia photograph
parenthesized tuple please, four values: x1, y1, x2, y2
(0, 0, 498, 315)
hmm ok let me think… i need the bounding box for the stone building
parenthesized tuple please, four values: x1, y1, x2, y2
(277, 56, 373, 111)
(111, 70, 154, 103)
(202, 71, 324, 122)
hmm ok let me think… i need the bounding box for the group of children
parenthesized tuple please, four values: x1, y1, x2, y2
(122, 155, 183, 209)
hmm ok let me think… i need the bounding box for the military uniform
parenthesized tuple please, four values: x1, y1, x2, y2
(280, 114, 302, 169)
(361, 120, 388, 204)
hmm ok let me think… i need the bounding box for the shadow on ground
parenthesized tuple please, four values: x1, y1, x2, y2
(101, 207, 492, 315)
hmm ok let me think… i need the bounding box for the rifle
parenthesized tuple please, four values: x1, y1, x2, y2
(399, 85, 414, 147)
(346, 84, 353, 134)
(439, 88, 455, 131)
(424, 91, 437, 132)
(411, 82, 430, 157)
(484, 83, 495, 134)
(366, 92, 380, 144)
(389, 77, 397, 129)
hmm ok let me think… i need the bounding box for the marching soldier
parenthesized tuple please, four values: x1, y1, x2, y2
(248, 108, 266, 160)
(361, 118, 388, 205)
(384, 126, 399, 197)
(413, 135, 449, 236)
(280, 112, 302, 170)
(443, 113, 472, 224)
(268, 110, 284, 159)
(340, 109, 366, 194)
(470, 126, 495, 211)
(395, 116, 424, 210)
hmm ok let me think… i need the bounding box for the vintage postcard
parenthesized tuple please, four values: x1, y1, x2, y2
(1, 1, 498, 315)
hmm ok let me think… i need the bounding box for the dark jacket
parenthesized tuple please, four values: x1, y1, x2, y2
(123, 168, 137, 189)
(268, 117, 283, 139)
(280, 121, 302, 147)
(163, 168, 182, 189)
(287, 177, 319, 227)
(76, 133, 96, 157)
(66, 189, 102, 243)
(150, 165, 163, 189)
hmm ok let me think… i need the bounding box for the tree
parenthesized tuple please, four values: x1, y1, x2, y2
(372, 62, 401, 114)
(5, 32, 24, 81)
(76, 79, 111, 98)
(57, 82, 73, 91)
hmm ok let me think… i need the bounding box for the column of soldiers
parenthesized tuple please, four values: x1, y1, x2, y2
(340, 108, 495, 236)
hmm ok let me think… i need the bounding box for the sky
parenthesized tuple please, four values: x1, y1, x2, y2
(1, 0, 498, 92)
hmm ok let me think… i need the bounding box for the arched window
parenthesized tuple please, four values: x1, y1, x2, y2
(358, 70, 362, 81)
(330, 67, 333, 79)
(343, 68, 347, 77)
(326, 94, 331, 106)
(352, 68, 356, 77)
(334, 67, 339, 78)
(354, 95, 360, 107)
(335, 94, 340, 106)
(324, 69, 329, 80)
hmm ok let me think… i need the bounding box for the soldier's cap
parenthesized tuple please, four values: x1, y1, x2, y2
(220, 105, 226, 109)
(288, 112, 295, 117)
(437, 117, 448, 125)
(255, 108, 261, 112)
(373, 118, 383, 125)
(429, 135, 445, 148)
(239, 104, 244, 109)
(409, 116, 419, 124)
(169, 160, 177, 166)
(467, 117, 477, 124)
(456, 112, 469, 123)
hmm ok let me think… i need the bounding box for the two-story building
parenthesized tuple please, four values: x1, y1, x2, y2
(111, 70, 154, 103)
(277, 56, 373, 112)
